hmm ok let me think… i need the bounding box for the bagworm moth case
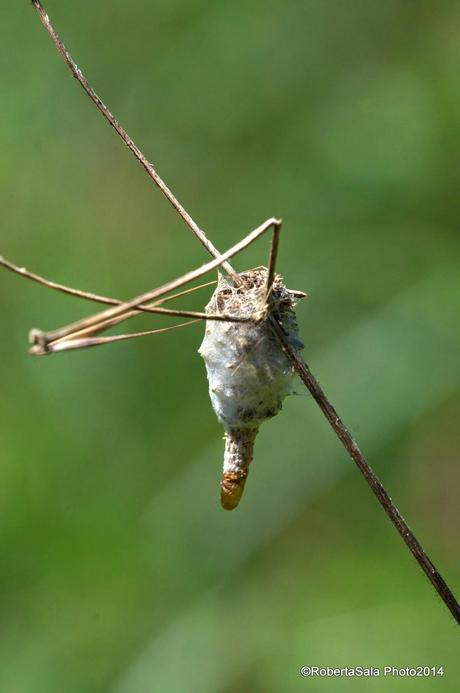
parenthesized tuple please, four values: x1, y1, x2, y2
(199, 268, 304, 509)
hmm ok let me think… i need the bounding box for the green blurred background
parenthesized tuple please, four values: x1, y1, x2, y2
(1, 1, 459, 691)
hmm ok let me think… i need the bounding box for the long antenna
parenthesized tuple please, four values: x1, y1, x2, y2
(20, 0, 460, 625)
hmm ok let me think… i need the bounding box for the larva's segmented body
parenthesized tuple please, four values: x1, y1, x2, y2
(199, 268, 304, 510)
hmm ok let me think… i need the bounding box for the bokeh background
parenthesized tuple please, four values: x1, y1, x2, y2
(1, 1, 459, 691)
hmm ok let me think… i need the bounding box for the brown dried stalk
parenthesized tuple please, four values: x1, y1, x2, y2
(29, 1, 240, 284)
(4, 1, 457, 623)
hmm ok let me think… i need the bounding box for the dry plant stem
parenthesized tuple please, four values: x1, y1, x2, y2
(0, 256, 245, 324)
(45, 320, 199, 354)
(30, 217, 280, 352)
(264, 223, 281, 301)
(28, 1, 460, 624)
(30, 0, 240, 285)
(154, 281, 217, 304)
(269, 316, 460, 625)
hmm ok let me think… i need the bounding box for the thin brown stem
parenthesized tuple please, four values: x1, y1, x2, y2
(31, 319, 200, 355)
(0, 255, 246, 324)
(30, 217, 279, 353)
(30, 0, 240, 284)
(156, 280, 217, 305)
(269, 315, 460, 625)
(265, 220, 282, 301)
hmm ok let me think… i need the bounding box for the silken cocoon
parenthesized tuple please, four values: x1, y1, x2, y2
(199, 268, 304, 509)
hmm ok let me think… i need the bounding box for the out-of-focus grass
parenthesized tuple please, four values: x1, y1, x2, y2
(0, 1, 459, 691)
